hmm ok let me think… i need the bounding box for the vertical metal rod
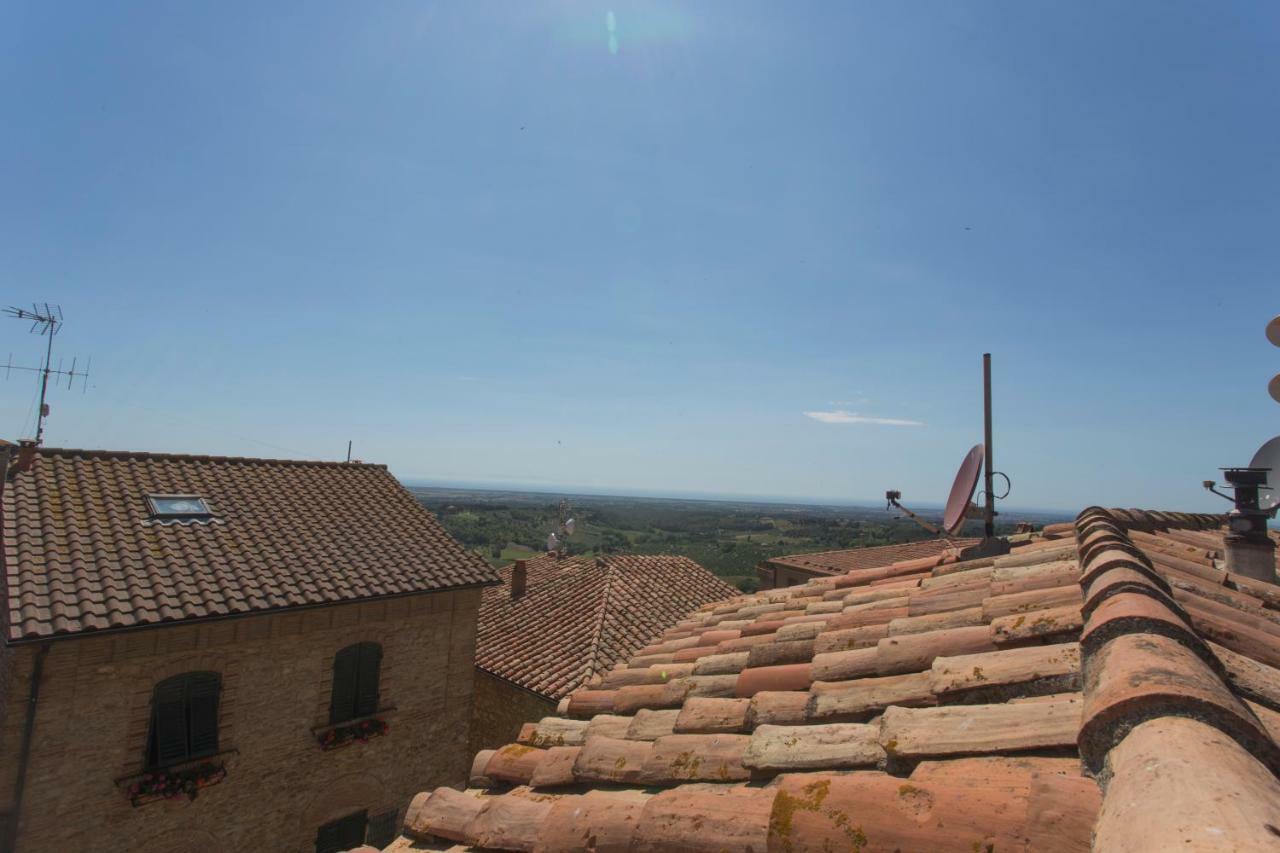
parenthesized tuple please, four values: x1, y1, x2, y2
(346, 440, 353, 463)
(983, 353, 995, 539)
(34, 329, 54, 445)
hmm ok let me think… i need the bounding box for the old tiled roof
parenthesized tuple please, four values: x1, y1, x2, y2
(476, 553, 737, 700)
(763, 536, 980, 577)
(385, 507, 1280, 852)
(2, 447, 500, 641)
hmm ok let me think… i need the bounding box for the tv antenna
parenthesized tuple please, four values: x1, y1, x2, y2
(885, 353, 1011, 558)
(545, 499, 576, 554)
(4, 304, 92, 445)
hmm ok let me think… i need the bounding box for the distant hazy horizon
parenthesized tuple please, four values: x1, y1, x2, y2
(402, 477, 1077, 519)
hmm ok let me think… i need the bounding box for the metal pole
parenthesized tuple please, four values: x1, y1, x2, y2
(34, 331, 53, 445)
(346, 441, 352, 463)
(983, 353, 995, 539)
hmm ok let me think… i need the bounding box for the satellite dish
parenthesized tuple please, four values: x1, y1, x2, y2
(1267, 315, 1280, 348)
(943, 444, 985, 535)
(546, 533, 559, 551)
(564, 518, 575, 535)
(1270, 373, 1280, 405)
(1248, 436, 1280, 510)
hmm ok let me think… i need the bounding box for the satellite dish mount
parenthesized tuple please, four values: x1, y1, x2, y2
(886, 354, 1011, 558)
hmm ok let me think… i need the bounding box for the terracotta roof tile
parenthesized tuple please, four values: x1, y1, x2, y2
(2, 447, 497, 641)
(475, 553, 735, 699)
(383, 506, 1280, 852)
(763, 537, 979, 577)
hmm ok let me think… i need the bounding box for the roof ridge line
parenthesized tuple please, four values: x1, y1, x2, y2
(30, 447, 387, 469)
(581, 557, 622, 684)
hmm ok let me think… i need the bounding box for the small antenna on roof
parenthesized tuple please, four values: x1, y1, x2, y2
(886, 354, 1011, 558)
(546, 499, 576, 555)
(3, 304, 92, 444)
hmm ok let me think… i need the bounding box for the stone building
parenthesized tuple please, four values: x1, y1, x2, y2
(470, 553, 735, 753)
(0, 444, 498, 853)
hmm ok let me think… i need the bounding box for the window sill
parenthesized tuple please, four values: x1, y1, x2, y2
(116, 750, 237, 808)
(313, 708, 396, 751)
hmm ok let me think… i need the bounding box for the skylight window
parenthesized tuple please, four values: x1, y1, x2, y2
(147, 495, 213, 518)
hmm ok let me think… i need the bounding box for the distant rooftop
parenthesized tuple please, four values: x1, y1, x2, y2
(2, 446, 499, 641)
(475, 552, 736, 700)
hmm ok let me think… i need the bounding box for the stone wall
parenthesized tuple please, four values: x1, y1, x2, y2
(468, 668, 556, 755)
(0, 587, 481, 853)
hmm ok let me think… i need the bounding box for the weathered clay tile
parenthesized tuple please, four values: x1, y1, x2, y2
(808, 671, 934, 721)
(403, 788, 486, 842)
(567, 689, 617, 717)
(465, 788, 554, 851)
(533, 790, 649, 853)
(1093, 717, 1280, 852)
(809, 646, 879, 682)
(630, 785, 776, 853)
(1078, 631, 1280, 774)
(929, 642, 1081, 701)
(528, 746, 581, 788)
(746, 690, 810, 727)
(572, 736, 654, 785)
(875, 624, 997, 675)
(641, 733, 752, 783)
(673, 697, 750, 733)
(886, 605, 986, 636)
(982, 584, 1081, 620)
(469, 749, 496, 788)
(691, 650, 749, 676)
(583, 713, 633, 740)
(989, 603, 1082, 645)
(517, 717, 588, 748)
(811, 623, 889, 654)
(743, 722, 883, 771)
(734, 662, 813, 697)
(624, 708, 680, 741)
(745, 638, 815, 667)
(483, 744, 548, 785)
(880, 698, 1079, 759)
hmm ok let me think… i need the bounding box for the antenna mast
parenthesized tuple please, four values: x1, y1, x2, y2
(3, 304, 91, 444)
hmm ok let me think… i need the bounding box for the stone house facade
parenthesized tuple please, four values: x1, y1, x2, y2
(0, 445, 498, 853)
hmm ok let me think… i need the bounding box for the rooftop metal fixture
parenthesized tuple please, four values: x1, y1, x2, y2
(1200, 314, 1280, 582)
(886, 354, 1011, 557)
(3, 304, 92, 445)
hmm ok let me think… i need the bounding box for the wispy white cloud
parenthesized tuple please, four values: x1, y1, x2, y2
(803, 410, 924, 427)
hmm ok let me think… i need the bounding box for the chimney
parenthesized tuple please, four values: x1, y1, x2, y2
(510, 560, 527, 599)
(13, 440, 37, 475)
(1216, 469, 1277, 584)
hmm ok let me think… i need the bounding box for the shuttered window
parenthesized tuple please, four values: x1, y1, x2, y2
(329, 643, 382, 724)
(147, 672, 221, 768)
(314, 810, 367, 853)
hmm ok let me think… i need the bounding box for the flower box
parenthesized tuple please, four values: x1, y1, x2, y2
(316, 715, 389, 751)
(126, 761, 227, 807)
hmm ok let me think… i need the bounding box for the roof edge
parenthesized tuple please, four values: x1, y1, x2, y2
(28, 446, 388, 470)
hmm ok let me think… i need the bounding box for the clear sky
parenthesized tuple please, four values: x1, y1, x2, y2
(2, 2, 1277, 512)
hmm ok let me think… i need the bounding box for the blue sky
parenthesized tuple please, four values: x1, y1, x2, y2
(1, 2, 1277, 512)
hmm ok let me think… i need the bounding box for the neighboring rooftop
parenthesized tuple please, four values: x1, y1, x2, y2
(2, 446, 500, 641)
(758, 536, 980, 588)
(475, 553, 737, 700)
(387, 507, 1280, 852)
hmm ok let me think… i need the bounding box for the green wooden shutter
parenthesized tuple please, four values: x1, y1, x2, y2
(354, 643, 382, 718)
(186, 673, 221, 757)
(151, 677, 189, 767)
(330, 645, 360, 724)
(315, 810, 366, 853)
(365, 810, 397, 848)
